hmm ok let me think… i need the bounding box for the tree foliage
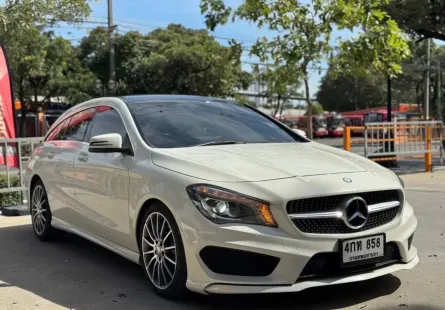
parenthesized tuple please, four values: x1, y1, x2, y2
(79, 24, 251, 97)
(318, 40, 445, 115)
(5, 28, 95, 107)
(201, 0, 411, 139)
(317, 66, 387, 112)
(385, 0, 445, 42)
(0, 0, 93, 135)
(0, 0, 91, 31)
(253, 65, 302, 117)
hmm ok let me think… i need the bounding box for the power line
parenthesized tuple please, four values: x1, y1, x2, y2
(88, 16, 257, 44)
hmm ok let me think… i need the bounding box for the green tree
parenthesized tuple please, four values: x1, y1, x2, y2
(79, 24, 251, 97)
(254, 65, 302, 117)
(0, 0, 91, 30)
(317, 66, 387, 112)
(310, 103, 324, 116)
(201, 0, 411, 139)
(318, 39, 445, 115)
(385, 0, 445, 42)
(234, 94, 256, 107)
(49, 46, 96, 105)
(0, 0, 92, 135)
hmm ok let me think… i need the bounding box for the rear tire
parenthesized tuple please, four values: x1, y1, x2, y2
(30, 179, 63, 241)
(139, 202, 188, 299)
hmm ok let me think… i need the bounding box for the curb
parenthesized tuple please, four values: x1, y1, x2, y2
(1, 205, 29, 216)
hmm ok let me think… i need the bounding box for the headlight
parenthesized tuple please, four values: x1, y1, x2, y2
(186, 185, 277, 227)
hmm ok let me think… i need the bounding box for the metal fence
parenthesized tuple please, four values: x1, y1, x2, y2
(0, 137, 44, 205)
(344, 120, 444, 172)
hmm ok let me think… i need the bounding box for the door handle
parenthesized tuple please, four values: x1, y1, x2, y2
(77, 153, 89, 162)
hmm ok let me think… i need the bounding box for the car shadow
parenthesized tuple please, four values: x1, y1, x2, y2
(0, 222, 431, 310)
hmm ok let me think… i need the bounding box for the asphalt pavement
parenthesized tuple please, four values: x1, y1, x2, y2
(0, 179, 444, 310)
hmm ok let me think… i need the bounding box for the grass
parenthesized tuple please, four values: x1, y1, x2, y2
(0, 175, 23, 207)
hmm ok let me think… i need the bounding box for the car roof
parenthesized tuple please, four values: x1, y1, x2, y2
(120, 94, 227, 104)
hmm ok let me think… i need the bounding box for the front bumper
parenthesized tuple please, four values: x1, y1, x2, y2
(205, 255, 419, 294)
(176, 199, 418, 295)
(330, 130, 344, 137)
(314, 131, 328, 137)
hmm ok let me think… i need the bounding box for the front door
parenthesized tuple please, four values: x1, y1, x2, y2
(73, 105, 132, 248)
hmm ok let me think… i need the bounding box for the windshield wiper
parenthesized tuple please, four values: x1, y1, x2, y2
(198, 141, 246, 146)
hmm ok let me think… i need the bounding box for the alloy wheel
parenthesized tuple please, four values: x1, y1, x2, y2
(31, 185, 47, 235)
(142, 212, 177, 290)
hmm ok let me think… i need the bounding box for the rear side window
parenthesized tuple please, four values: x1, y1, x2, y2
(46, 118, 70, 141)
(89, 106, 128, 141)
(65, 108, 96, 142)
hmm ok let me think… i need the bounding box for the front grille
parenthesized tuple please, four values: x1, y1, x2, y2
(287, 190, 401, 234)
(298, 242, 401, 280)
(293, 207, 399, 234)
(286, 190, 400, 214)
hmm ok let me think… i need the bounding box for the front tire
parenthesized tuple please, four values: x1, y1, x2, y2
(139, 203, 187, 299)
(30, 180, 63, 241)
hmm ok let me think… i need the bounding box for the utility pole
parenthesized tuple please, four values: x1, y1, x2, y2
(425, 39, 431, 120)
(108, 0, 116, 96)
(437, 62, 442, 121)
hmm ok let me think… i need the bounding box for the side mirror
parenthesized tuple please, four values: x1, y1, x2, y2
(89, 133, 127, 153)
(292, 128, 307, 137)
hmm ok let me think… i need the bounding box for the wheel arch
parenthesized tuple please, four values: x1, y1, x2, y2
(135, 198, 172, 252)
(30, 174, 42, 189)
(28, 174, 43, 211)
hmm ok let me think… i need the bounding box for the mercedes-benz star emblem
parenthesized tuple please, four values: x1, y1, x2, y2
(343, 177, 352, 183)
(343, 197, 369, 229)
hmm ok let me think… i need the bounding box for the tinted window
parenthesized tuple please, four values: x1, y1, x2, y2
(65, 108, 95, 142)
(89, 106, 128, 141)
(46, 118, 70, 141)
(129, 100, 300, 148)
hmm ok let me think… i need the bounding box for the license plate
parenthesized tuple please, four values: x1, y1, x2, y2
(340, 234, 385, 266)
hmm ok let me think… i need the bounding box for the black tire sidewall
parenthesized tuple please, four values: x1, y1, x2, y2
(139, 203, 188, 299)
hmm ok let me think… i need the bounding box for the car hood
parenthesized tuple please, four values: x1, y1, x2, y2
(151, 142, 386, 182)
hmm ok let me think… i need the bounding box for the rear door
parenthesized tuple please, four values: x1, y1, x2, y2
(73, 105, 132, 247)
(38, 117, 81, 221)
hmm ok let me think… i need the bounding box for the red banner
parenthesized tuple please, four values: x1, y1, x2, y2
(0, 43, 18, 168)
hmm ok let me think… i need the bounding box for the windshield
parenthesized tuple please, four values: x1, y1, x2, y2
(129, 100, 303, 148)
(317, 118, 327, 127)
(364, 113, 384, 123)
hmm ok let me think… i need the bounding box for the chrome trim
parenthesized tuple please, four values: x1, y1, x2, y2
(288, 201, 400, 219)
(368, 201, 400, 213)
(288, 211, 342, 219)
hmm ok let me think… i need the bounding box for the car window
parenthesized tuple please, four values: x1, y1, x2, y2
(46, 120, 64, 141)
(46, 118, 70, 141)
(89, 106, 128, 142)
(129, 100, 302, 148)
(65, 108, 96, 142)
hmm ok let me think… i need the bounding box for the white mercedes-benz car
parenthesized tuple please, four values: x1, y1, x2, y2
(26, 95, 418, 299)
